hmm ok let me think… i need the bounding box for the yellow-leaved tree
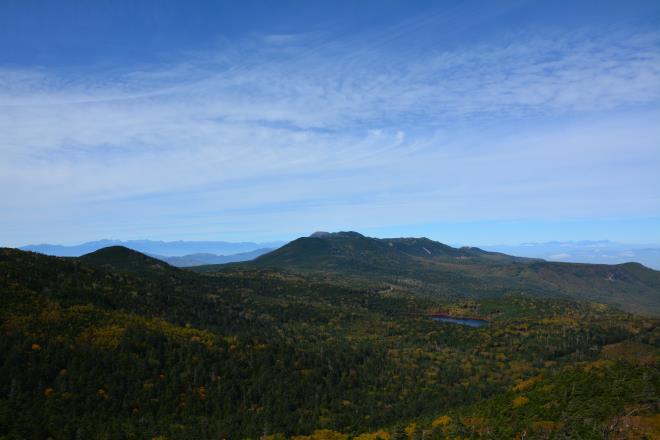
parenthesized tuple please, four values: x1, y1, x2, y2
(291, 430, 348, 440)
(431, 415, 452, 428)
(512, 395, 529, 408)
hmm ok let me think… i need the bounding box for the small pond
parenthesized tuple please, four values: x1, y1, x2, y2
(431, 316, 489, 328)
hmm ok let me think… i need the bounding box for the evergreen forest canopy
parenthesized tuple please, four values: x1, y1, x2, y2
(1, 233, 659, 439)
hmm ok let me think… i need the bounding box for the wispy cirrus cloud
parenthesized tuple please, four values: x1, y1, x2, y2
(1, 22, 659, 244)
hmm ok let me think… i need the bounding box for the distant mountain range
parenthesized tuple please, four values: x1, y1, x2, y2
(17, 237, 660, 269)
(18, 239, 283, 265)
(205, 231, 660, 316)
(482, 241, 660, 270)
(154, 249, 273, 267)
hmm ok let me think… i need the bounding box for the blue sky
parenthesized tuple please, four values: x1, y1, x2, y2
(1, 0, 659, 246)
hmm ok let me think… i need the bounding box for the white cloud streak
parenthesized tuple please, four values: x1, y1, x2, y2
(1, 25, 659, 244)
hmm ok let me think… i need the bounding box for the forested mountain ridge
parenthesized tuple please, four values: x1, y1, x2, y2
(20, 239, 284, 258)
(253, 231, 534, 268)
(78, 246, 179, 276)
(1, 246, 659, 438)
(212, 232, 660, 316)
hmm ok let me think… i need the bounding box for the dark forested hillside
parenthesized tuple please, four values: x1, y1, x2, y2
(78, 246, 180, 276)
(1, 246, 659, 439)
(213, 232, 660, 316)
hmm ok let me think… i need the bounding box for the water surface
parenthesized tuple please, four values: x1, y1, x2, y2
(431, 316, 489, 327)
